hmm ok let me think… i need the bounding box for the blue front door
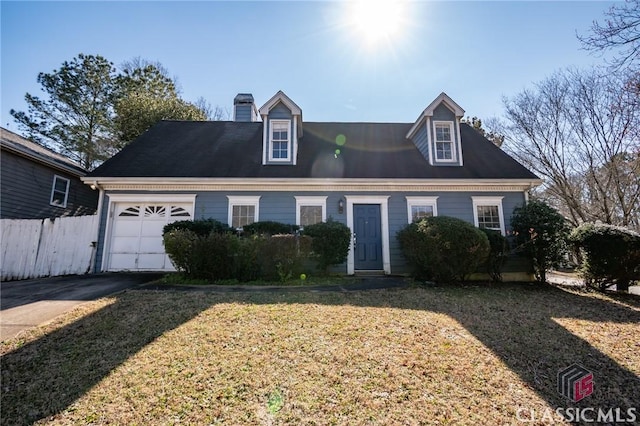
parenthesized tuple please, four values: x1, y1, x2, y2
(354, 204, 383, 270)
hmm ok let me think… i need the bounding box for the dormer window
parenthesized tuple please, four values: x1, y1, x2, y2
(269, 120, 291, 161)
(434, 121, 455, 162)
(259, 91, 303, 166)
(406, 93, 465, 167)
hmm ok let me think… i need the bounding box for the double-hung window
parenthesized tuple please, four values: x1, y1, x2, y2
(472, 196, 505, 235)
(227, 196, 260, 229)
(433, 121, 455, 162)
(269, 120, 290, 161)
(50, 175, 70, 208)
(406, 197, 439, 223)
(295, 196, 327, 227)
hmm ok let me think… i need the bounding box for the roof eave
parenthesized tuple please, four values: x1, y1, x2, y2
(1, 141, 86, 177)
(82, 176, 543, 192)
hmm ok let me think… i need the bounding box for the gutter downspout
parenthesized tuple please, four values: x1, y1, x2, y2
(88, 181, 104, 274)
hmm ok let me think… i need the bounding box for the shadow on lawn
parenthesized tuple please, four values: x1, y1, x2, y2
(0, 291, 213, 425)
(1, 282, 639, 424)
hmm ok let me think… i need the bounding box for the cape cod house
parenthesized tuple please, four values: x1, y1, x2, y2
(83, 91, 540, 275)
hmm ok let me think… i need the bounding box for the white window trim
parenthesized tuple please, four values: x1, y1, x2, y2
(405, 196, 439, 223)
(433, 120, 457, 163)
(227, 195, 261, 228)
(294, 196, 327, 226)
(471, 196, 505, 235)
(50, 175, 70, 208)
(345, 195, 391, 275)
(268, 119, 292, 162)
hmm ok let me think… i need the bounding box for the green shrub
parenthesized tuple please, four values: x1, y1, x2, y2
(569, 223, 640, 292)
(163, 218, 233, 237)
(242, 221, 299, 236)
(261, 234, 313, 282)
(510, 200, 569, 284)
(303, 219, 351, 273)
(480, 228, 509, 282)
(163, 230, 237, 280)
(397, 216, 490, 282)
(162, 229, 198, 276)
(234, 236, 265, 282)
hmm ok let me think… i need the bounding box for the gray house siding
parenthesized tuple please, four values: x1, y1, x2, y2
(94, 189, 527, 274)
(1, 150, 98, 219)
(412, 124, 430, 164)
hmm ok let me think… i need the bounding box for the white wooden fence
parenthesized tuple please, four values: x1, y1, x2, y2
(1, 215, 97, 281)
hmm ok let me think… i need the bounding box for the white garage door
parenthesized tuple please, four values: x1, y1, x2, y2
(107, 202, 193, 271)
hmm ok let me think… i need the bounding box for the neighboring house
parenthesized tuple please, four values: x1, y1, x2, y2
(83, 91, 541, 274)
(1, 127, 98, 219)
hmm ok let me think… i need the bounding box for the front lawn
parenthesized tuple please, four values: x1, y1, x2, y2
(2, 284, 639, 425)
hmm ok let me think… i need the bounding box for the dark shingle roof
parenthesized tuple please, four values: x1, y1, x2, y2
(87, 120, 538, 180)
(1, 127, 87, 176)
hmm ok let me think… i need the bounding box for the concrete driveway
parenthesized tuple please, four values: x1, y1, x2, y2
(1, 273, 162, 341)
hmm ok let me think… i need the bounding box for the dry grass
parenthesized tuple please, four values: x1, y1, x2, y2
(1, 284, 639, 425)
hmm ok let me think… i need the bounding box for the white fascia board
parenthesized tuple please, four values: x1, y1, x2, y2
(258, 90, 302, 115)
(106, 194, 197, 203)
(83, 177, 543, 192)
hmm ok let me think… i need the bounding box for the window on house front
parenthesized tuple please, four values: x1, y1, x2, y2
(50, 175, 70, 208)
(300, 206, 322, 226)
(434, 122, 454, 161)
(227, 196, 260, 229)
(406, 197, 439, 223)
(295, 196, 327, 227)
(270, 120, 290, 161)
(472, 196, 505, 235)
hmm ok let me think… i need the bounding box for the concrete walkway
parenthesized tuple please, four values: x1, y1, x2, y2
(1, 273, 162, 341)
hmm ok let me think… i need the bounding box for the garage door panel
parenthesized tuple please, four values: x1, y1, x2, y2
(141, 221, 166, 236)
(112, 221, 142, 237)
(137, 254, 170, 270)
(111, 236, 140, 252)
(110, 254, 138, 270)
(139, 236, 165, 252)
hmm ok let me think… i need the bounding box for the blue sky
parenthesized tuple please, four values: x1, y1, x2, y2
(1, 1, 615, 130)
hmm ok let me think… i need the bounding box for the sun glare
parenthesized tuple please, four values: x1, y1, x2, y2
(350, 0, 406, 45)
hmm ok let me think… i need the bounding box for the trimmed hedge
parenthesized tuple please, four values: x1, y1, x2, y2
(242, 221, 299, 236)
(163, 230, 237, 280)
(163, 219, 331, 282)
(397, 216, 490, 282)
(163, 219, 233, 237)
(302, 219, 351, 274)
(569, 223, 640, 292)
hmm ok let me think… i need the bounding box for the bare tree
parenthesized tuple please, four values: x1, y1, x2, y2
(579, 0, 640, 71)
(502, 68, 640, 230)
(194, 97, 230, 121)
